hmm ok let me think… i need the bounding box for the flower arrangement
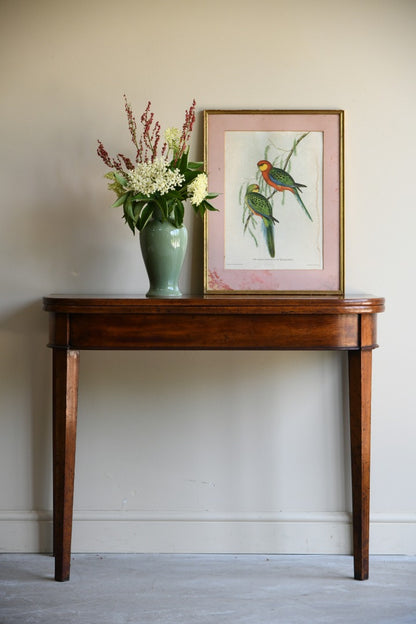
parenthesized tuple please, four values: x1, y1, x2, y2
(97, 97, 218, 233)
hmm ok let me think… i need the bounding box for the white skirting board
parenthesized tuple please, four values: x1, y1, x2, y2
(1, 511, 415, 555)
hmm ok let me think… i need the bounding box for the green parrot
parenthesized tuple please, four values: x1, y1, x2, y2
(245, 183, 278, 258)
(257, 159, 313, 221)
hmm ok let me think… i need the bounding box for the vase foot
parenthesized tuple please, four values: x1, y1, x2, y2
(145, 288, 183, 298)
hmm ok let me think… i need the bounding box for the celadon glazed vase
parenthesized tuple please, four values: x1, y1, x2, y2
(139, 220, 188, 298)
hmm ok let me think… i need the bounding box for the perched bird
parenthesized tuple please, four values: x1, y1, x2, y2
(245, 183, 278, 258)
(257, 160, 313, 221)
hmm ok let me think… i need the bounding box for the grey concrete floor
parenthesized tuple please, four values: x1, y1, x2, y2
(1, 554, 415, 623)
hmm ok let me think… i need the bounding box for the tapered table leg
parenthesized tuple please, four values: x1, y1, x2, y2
(52, 349, 79, 582)
(348, 348, 372, 580)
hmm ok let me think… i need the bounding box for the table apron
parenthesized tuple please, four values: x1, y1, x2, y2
(46, 312, 379, 350)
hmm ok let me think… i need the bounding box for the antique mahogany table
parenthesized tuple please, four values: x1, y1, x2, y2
(43, 294, 385, 581)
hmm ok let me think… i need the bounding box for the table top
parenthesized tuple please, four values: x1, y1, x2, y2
(43, 294, 385, 316)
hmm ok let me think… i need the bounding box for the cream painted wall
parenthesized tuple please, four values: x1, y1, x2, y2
(1, 0, 415, 555)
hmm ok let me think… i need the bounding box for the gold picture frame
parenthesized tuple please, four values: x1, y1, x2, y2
(204, 110, 344, 295)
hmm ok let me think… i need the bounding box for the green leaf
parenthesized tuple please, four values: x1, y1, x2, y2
(132, 192, 149, 201)
(203, 200, 219, 213)
(133, 200, 146, 219)
(123, 194, 135, 222)
(122, 209, 136, 234)
(176, 149, 191, 174)
(122, 196, 136, 234)
(187, 160, 203, 171)
(173, 200, 184, 227)
(114, 172, 128, 186)
(138, 203, 154, 231)
(112, 191, 130, 208)
(183, 169, 198, 183)
(265, 145, 271, 160)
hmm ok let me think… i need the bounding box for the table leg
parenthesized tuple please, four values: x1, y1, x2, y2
(348, 348, 372, 580)
(52, 349, 79, 581)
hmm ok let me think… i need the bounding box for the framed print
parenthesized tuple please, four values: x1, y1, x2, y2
(204, 110, 344, 294)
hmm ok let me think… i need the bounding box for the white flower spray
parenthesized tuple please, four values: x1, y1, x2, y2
(127, 158, 185, 196)
(188, 173, 208, 207)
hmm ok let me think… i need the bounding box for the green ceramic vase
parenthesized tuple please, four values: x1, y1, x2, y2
(139, 220, 188, 298)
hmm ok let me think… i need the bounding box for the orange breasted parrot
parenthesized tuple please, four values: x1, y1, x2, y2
(245, 183, 278, 258)
(257, 160, 313, 222)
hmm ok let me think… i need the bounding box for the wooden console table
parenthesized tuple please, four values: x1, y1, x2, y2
(43, 294, 385, 582)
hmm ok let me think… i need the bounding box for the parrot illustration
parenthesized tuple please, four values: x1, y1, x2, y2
(257, 160, 313, 222)
(245, 183, 278, 258)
